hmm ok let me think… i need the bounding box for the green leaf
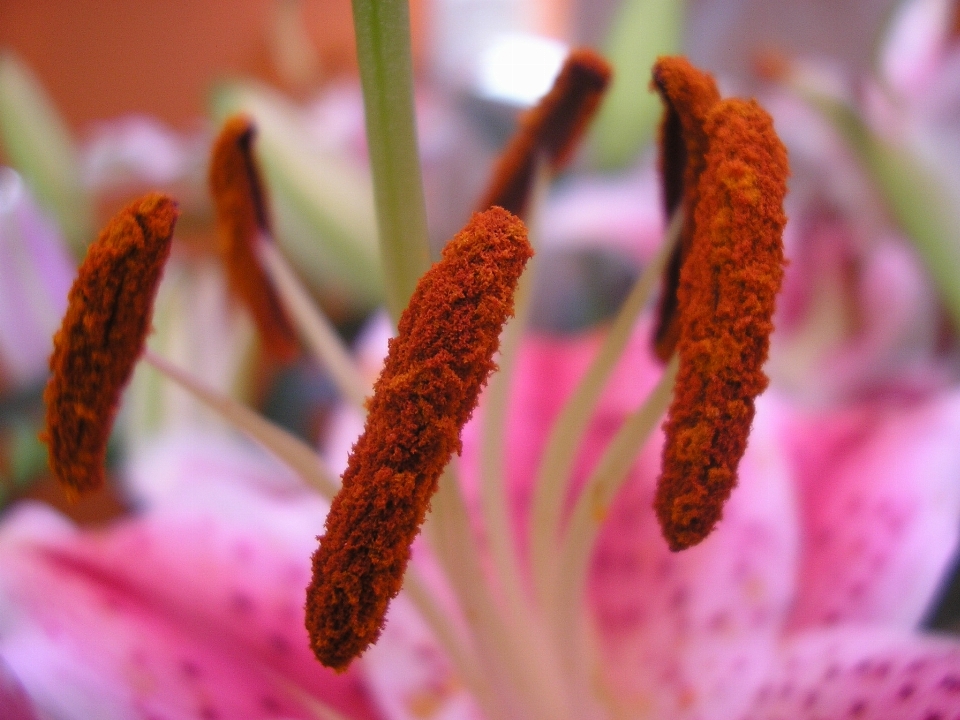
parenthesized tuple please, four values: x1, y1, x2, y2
(211, 81, 384, 311)
(0, 52, 93, 254)
(590, 0, 687, 170)
(811, 93, 960, 331)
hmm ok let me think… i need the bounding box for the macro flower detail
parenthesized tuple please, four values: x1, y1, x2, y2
(305, 207, 532, 671)
(655, 98, 788, 551)
(41, 193, 178, 497)
(208, 116, 299, 362)
(650, 55, 721, 361)
(4, 0, 960, 712)
(478, 48, 612, 216)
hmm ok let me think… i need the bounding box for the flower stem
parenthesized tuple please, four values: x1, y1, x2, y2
(142, 350, 340, 498)
(528, 211, 681, 607)
(550, 355, 678, 684)
(257, 240, 369, 409)
(351, 0, 431, 322)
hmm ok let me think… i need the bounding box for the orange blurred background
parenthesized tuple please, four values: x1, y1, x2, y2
(0, 0, 427, 131)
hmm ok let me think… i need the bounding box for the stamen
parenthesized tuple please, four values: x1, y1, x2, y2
(305, 207, 533, 671)
(42, 193, 179, 497)
(655, 98, 788, 551)
(209, 115, 299, 362)
(649, 56, 721, 361)
(478, 48, 612, 216)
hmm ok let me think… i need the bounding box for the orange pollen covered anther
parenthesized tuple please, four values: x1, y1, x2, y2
(650, 56, 721, 362)
(655, 97, 788, 551)
(41, 193, 179, 498)
(209, 115, 299, 362)
(305, 206, 533, 671)
(478, 47, 612, 216)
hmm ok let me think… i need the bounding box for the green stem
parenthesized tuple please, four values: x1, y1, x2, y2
(351, 0, 432, 322)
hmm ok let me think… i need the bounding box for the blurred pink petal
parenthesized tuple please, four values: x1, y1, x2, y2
(538, 168, 664, 262)
(0, 438, 384, 720)
(0, 657, 38, 720)
(363, 594, 482, 720)
(0, 168, 74, 385)
(782, 388, 960, 631)
(880, 0, 955, 100)
(587, 396, 798, 719)
(740, 628, 960, 719)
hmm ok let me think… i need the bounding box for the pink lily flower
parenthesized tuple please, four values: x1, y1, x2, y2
(313, 303, 960, 719)
(0, 432, 384, 719)
(3, 11, 958, 715)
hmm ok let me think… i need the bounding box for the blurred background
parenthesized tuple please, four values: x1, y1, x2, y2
(3, 0, 960, 625)
(0, 0, 897, 130)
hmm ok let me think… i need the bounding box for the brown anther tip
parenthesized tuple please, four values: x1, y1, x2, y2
(649, 56, 722, 363)
(655, 97, 788, 551)
(751, 48, 792, 83)
(950, 0, 960, 42)
(42, 192, 179, 497)
(478, 47, 612, 217)
(305, 207, 532, 671)
(209, 114, 299, 362)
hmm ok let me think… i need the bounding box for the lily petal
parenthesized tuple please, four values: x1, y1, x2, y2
(463, 324, 799, 719)
(362, 592, 481, 720)
(782, 388, 960, 630)
(0, 656, 39, 720)
(588, 394, 798, 719)
(741, 628, 960, 719)
(0, 438, 384, 720)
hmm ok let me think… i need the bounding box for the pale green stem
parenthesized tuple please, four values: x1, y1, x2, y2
(142, 350, 340, 498)
(528, 211, 681, 608)
(804, 90, 960, 333)
(257, 239, 369, 409)
(351, 0, 431, 322)
(425, 466, 572, 720)
(477, 162, 546, 613)
(401, 568, 495, 712)
(479, 265, 535, 611)
(549, 356, 678, 687)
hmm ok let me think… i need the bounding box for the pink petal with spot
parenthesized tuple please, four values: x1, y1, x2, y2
(460, 320, 665, 565)
(782, 388, 960, 631)
(740, 628, 960, 719)
(464, 321, 799, 718)
(588, 395, 799, 719)
(0, 469, 383, 719)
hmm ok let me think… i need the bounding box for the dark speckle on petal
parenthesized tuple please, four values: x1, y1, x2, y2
(229, 591, 254, 614)
(899, 683, 917, 700)
(939, 674, 960, 693)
